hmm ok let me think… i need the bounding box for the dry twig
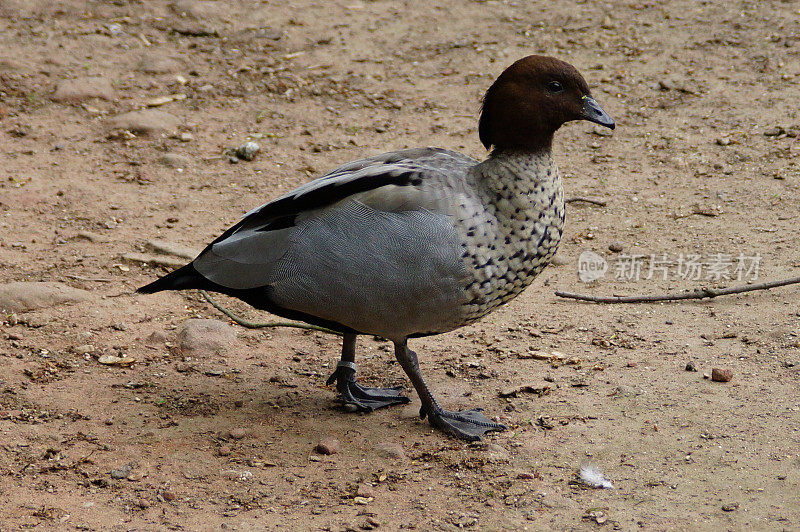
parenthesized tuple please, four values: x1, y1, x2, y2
(65, 274, 113, 283)
(565, 196, 607, 206)
(555, 275, 800, 303)
(199, 290, 342, 335)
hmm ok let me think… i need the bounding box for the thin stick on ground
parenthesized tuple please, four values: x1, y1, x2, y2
(565, 196, 607, 206)
(199, 289, 343, 335)
(555, 275, 800, 303)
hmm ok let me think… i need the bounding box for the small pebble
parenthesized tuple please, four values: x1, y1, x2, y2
(356, 483, 375, 498)
(592, 125, 614, 137)
(315, 437, 340, 455)
(722, 503, 739, 512)
(162, 489, 176, 501)
(685, 361, 697, 372)
(218, 445, 232, 456)
(110, 465, 131, 479)
(608, 242, 624, 253)
(234, 141, 260, 161)
(711, 368, 733, 382)
(228, 427, 248, 440)
(74, 344, 96, 355)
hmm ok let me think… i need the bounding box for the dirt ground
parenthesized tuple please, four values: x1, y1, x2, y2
(2, 0, 800, 530)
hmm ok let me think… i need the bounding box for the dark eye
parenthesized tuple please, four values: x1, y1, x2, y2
(547, 80, 564, 93)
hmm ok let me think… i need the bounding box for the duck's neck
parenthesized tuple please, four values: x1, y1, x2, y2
(472, 149, 561, 211)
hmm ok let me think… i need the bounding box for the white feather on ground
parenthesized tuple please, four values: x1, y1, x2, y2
(579, 464, 615, 489)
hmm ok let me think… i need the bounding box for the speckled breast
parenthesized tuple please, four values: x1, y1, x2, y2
(455, 153, 565, 324)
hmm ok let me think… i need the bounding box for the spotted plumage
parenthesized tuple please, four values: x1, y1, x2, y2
(138, 55, 614, 440)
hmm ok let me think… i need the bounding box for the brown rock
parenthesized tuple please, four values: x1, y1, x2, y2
(108, 109, 181, 136)
(177, 319, 236, 356)
(711, 368, 733, 382)
(135, 54, 185, 74)
(0, 281, 92, 313)
(315, 437, 340, 455)
(145, 331, 168, 346)
(52, 77, 114, 103)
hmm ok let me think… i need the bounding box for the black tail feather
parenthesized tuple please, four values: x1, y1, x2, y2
(137, 261, 356, 335)
(137, 263, 206, 294)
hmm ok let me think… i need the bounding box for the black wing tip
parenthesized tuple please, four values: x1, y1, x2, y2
(136, 263, 202, 294)
(136, 279, 166, 294)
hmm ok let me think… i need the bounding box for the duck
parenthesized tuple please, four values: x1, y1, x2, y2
(138, 55, 614, 441)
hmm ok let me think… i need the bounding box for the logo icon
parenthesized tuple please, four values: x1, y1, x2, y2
(578, 250, 608, 283)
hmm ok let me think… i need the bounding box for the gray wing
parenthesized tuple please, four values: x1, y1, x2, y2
(214, 147, 476, 240)
(193, 148, 477, 338)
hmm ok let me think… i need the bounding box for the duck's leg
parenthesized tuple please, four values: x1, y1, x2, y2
(326, 333, 411, 411)
(393, 340, 506, 441)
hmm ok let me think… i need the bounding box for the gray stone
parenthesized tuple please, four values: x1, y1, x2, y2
(177, 319, 236, 356)
(0, 56, 24, 70)
(157, 153, 193, 169)
(121, 252, 186, 268)
(374, 442, 406, 460)
(75, 230, 109, 243)
(145, 239, 199, 260)
(108, 109, 181, 136)
(52, 77, 114, 103)
(169, 0, 203, 19)
(485, 443, 511, 463)
(0, 282, 92, 313)
(110, 465, 132, 479)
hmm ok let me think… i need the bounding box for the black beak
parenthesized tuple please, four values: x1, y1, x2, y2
(581, 96, 615, 129)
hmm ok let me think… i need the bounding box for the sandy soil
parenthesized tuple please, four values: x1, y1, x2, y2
(2, 0, 800, 530)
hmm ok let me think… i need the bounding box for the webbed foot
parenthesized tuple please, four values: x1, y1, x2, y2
(421, 406, 507, 441)
(326, 361, 411, 412)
